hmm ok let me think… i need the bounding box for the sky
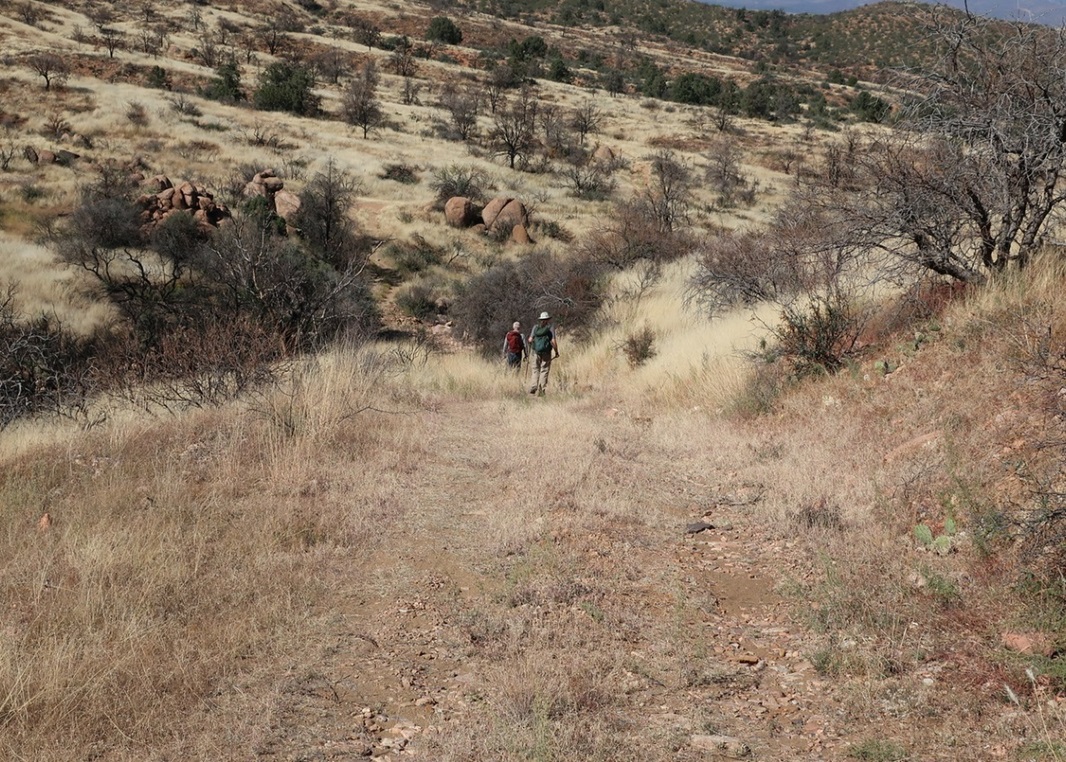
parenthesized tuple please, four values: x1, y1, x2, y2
(696, 0, 1066, 26)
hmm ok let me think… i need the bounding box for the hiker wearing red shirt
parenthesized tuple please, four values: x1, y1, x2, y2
(502, 321, 527, 370)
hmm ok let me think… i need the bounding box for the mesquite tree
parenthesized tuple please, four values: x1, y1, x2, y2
(691, 10, 1066, 375)
(852, 12, 1066, 283)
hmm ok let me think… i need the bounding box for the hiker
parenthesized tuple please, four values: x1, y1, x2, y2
(527, 311, 559, 396)
(503, 321, 526, 370)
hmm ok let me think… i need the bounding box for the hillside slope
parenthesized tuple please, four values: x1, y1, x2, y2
(0, 1, 1064, 760)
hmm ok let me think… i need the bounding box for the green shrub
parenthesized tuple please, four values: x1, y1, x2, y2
(429, 165, 486, 208)
(851, 90, 890, 123)
(426, 16, 462, 44)
(202, 61, 243, 103)
(146, 65, 171, 90)
(395, 283, 438, 319)
(254, 62, 318, 115)
(239, 195, 286, 236)
(380, 163, 419, 184)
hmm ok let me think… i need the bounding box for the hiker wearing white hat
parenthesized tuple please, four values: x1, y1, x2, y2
(527, 312, 558, 396)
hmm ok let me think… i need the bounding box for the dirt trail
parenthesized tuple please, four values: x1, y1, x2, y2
(247, 398, 941, 761)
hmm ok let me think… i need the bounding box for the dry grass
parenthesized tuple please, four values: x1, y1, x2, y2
(3, 253, 1064, 756)
(0, 343, 424, 758)
(0, 232, 113, 330)
(1, 2, 1064, 758)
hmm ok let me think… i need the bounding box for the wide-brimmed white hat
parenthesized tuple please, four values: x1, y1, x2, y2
(538, 311, 551, 320)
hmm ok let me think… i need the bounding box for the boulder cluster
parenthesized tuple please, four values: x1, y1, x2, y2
(134, 174, 230, 234)
(23, 145, 80, 166)
(444, 195, 532, 244)
(121, 168, 301, 237)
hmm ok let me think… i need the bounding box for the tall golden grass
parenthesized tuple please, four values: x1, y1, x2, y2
(0, 342, 427, 758)
(1, 1, 1063, 757)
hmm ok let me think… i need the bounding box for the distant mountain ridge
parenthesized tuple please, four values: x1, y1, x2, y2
(696, 0, 1066, 27)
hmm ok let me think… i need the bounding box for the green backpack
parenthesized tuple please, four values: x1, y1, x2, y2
(531, 324, 553, 355)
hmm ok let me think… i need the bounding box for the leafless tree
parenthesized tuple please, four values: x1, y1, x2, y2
(262, 18, 288, 56)
(491, 87, 538, 170)
(690, 193, 872, 373)
(139, 23, 167, 56)
(42, 111, 71, 140)
(580, 197, 693, 271)
(539, 104, 570, 157)
(342, 62, 382, 139)
(783, 12, 1066, 286)
(195, 29, 219, 67)
(705, 135, 757, 207)
(28, 52, 70, 91)
(17, 1, 41, 25)
(292, 158, 368, 273)
(99, 26, 125, 58)
(401, 77, 422, 106)
(0, 141, 16, 171)
(88, 6, 113, 30)
(439, 84, 479, 141)
(217, 18, 240, 47)
(710, 105, 733, 133)
(485, 65, 515, 114)
(570, 100, 602, 145)
(0, 283, 95, 430)
(560, 159, 615, 200)
(642, 150, 693, 234)
(313, 47, 351, 86)
(390, 36, 417, 77)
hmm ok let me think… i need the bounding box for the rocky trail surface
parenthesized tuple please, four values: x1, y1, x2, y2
(245, 398, 1018, 761)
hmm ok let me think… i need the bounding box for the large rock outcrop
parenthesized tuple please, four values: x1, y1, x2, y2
(135, 175, 230, 234)
(481, 197, 528, 231)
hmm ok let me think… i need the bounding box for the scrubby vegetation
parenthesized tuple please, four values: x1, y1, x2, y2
(0, 0, 1064, 759)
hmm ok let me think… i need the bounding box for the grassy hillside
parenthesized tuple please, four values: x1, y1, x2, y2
(0, 0, 1064, 759)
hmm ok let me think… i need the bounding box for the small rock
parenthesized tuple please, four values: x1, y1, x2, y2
(1001, 632, 1055, 657)
(685, 521, 715, 534)
(691, 734, 752, 758)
